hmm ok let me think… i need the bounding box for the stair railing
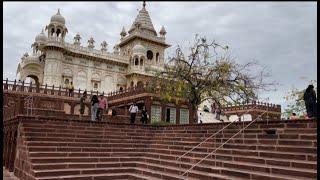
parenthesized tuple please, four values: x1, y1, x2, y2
(181, 109, 269, 177)
(176, 102, 261, 162)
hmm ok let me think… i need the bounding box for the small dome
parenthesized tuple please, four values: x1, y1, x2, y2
(50, 9, 65, 24)
(35, 29, 47, 42)
(160, 26, 166, 35)
(132, 44, 146, 55)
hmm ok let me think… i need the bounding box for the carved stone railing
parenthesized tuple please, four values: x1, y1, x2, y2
(121, 31, 167, 45)
(45, 38, 129, 64)
(221, 101, 281, 113)
(20, 56, 45, 67)
(3, 79, 153, 103)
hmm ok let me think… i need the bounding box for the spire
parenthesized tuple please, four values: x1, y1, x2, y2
(57, 8, 61, 15)
(120, 26, 127, 39)
(143, 1, 146, 9)
(128, 1, 157, 36)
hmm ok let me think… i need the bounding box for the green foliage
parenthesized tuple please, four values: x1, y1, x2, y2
(151, 121, 173, 126)
(283, 80, 317, 119)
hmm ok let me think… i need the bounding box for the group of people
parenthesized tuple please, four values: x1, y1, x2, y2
(79, 91, 107, 121)
(79, 91, 149, 124)
(129, 102, 149, 124)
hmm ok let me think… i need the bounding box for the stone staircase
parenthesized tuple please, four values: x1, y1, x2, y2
(14, 118, 317, 180)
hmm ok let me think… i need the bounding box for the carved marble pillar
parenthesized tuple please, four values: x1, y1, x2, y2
(43, 50, 63, 86)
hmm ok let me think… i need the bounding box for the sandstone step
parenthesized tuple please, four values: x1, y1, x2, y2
(24, 125, 316, 138)
(36, 172, 160, 180)
(24, 133, 317, 146)
(37, 173, 157, 180)
(21, 122, 316, 134)
(31, 160, 246, 180)
(25, 139, 316, 156)
(21, 118, 317, 129)
(141, 153, 316, 179)
(32, 166, 205, 180)
(24, 134, 317, 147)
(27, 144, 317, 164)
(28, 151, 317, 177)
(29, 151, 317, 171)
(22, 133, 317, 150)
(30, 155, 316, 179)
(16, 118, 317, 180)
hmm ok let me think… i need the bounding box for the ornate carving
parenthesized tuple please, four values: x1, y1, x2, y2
(39, 100, 56, 109)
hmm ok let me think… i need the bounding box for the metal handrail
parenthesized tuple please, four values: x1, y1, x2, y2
(176, 103, 261, 161)
(181, 109, 269, 177)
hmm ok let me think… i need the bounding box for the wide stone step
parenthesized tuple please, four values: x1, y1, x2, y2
(23, 132, 317, 148)
(25, 134, 317, 147)
(25, 139, 316, 155)
(30, 155, 316, 179)
(37, 172, 159, 180)
(27, 144, 317, 163)
(24, 132, 317, 144)
(16, 119, 317, 180)
(21, 119, 317, 131)
(29, 151, 317, 171)
(29, 151, 317, 176)
(32, 164, 222, 180)
(24, 126, 316, 136)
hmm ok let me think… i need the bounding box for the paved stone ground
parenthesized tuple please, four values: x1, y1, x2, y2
(3, 167, 19, 180)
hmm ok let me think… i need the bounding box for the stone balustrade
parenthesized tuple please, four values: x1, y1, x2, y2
(221, 101, 281, 112)
(3, 79, 151, 102)
(121, 30, 166, 45)
(45, 37, 129, 64)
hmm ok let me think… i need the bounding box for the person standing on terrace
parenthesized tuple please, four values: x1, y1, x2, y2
(79, 91, 87, 119)
(68, 82, 74, 97)
(97, 94, 107, 121)
(303, 84, 317, 118)
(140, 106, 149, 124)
(91, 95, 99, 121)
(129, 102, 139, 124)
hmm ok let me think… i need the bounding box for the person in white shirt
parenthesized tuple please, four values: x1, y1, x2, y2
(129, 102, 139, 124)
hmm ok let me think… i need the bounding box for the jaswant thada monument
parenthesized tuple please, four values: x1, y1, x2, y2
(13, 2, 281, 123)
(16, 2, 169, 93)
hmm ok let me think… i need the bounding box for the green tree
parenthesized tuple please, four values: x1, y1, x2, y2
(283, 80, 317, 118)
(152, 35, 276, 122)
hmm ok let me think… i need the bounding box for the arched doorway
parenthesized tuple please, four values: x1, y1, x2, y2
(137, 81, 143, 88)
(26, 75, 40, 87)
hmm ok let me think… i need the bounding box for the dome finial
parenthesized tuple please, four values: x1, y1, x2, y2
(57, 8, 61, 15)
(143, 1, 146, 9)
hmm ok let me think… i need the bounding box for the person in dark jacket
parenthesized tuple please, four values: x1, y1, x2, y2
(303, 85, 317, 118)
(79, 91, 87, 119)
(140, 106, 149, 124)
(90, 95, 99, 121)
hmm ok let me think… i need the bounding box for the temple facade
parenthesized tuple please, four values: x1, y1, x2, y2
(16, 2, 170, 93)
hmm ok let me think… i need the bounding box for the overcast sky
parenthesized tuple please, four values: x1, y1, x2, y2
(3, 1, 317, 110)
